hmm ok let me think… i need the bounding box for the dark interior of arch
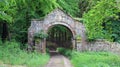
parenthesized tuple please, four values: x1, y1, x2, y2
(46, 24, 73, 50)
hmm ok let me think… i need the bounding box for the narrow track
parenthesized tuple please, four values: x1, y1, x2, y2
(45, 51, 73, 67)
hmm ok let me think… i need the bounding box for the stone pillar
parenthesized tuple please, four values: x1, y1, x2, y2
(42, 38, 46, 53)
(76, 38, 82, 51)
(35, 39, 42, 53)
(28, 31, 34, 51)
(72, 37, 76, 49)
(34, 38, 47, 53)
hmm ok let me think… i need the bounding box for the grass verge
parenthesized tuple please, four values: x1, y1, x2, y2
(0, 41, 50, 67)
(57, 47, 120, 67)
(71, 51, 120, 67)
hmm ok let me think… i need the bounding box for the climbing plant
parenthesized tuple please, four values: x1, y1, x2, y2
(34, 30, 48, 39)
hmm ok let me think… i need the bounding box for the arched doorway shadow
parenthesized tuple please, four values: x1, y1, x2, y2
(46, 24, 73, 51)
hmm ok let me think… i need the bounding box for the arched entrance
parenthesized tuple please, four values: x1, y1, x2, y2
(46, 24, 73, 50)
(28, 8, 87, 53)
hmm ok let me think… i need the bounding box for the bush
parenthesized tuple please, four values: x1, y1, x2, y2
(57, 47, 72, 58)
(0, 41, 50, 67)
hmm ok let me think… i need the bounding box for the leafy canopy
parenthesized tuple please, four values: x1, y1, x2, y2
(83, 0, 119, 40)
(0, 0, 17, 23)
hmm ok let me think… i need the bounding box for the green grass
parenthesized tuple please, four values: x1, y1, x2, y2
(0, 41, 50, 67)
(57, 47, 120, 67)
(71, 51, 120, 67)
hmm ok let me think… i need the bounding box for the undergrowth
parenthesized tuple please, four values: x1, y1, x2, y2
(0, 41, 50, 67)
(57, 47, 72, 58)
(71, 51, 120, 67)
(57, 47, 120, 67)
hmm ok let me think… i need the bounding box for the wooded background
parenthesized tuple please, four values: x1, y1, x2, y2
(0, 0, 120, 44)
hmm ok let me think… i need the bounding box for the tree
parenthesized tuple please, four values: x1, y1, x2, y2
(0, 0, 17, 41)
(83, 0, 119, 41)
(78, 0, 101, 17)
(10, 0, 59, 43)
(57, 0, 80, 17)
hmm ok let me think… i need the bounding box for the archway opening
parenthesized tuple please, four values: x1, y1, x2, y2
(46, 24, 73, 51)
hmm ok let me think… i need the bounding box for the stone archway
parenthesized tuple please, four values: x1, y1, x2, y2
(44, 22, 76, 51)
(28, 8, 87, 53)
(46, 24, 74, 50)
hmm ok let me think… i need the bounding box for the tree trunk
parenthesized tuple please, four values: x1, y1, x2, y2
(1, 22, 9, 42)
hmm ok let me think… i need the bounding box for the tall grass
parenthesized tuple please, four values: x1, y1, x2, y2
(57, 47, 120, 67)
(0, 41, 50, 67)
(71, 51, 120, 67)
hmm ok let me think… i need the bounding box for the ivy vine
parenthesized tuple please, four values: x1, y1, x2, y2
(34, 30, 48, 39)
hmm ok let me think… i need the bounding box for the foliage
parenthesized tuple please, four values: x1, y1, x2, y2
(0, 41, 50, 67)
(0, 0, 119, 42)
(57, 47, 72, 58)
(1, 0, 120, 66)
(48, 25, 71, 35)
(0, 0, 17, 23)
(34, 30, 48, 39)
(0, 0, 120, 44)
(57, 0, 80, 17)
(78, 0, 91, 17)
(0, 0, 60, 43)
(39, 0, 60, 16)
(75, 35, 81, 40)
(71, 51, 120, 67)
(83, 0, 119, 40)
(105, 18, 120, 43)
(116, 0, 120, 9)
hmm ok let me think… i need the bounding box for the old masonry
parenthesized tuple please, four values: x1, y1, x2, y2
(28, 8, 87, 53)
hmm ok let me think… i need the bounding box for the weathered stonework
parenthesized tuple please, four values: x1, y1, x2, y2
(28, 8, 120, 54)
(77, 39, 120, 54)
(28, 8, 87, 53)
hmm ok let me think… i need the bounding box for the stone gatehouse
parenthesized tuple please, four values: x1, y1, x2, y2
(28, 8, 87, 53)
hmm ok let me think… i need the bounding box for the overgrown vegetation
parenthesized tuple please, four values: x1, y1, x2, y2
(57, 47, 72, 58)
(57, 47, 120, 67)
(34, 30, 48, 39)
(57, 48, 120, 67)
(0, 0, 120, 66)
(83, 0, 120, 41)
(0, 41, 49, 67)
(0, 0, 120, 43)
(71, 51, 120, 67)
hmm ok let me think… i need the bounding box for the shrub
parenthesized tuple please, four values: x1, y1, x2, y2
(57, 47, 72, 58)
(34, 30, 48, 39)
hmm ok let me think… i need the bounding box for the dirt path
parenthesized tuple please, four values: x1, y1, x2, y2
(45, 51, 73, 67)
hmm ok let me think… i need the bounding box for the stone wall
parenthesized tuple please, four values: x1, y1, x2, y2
(77, 39, 120, 54)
